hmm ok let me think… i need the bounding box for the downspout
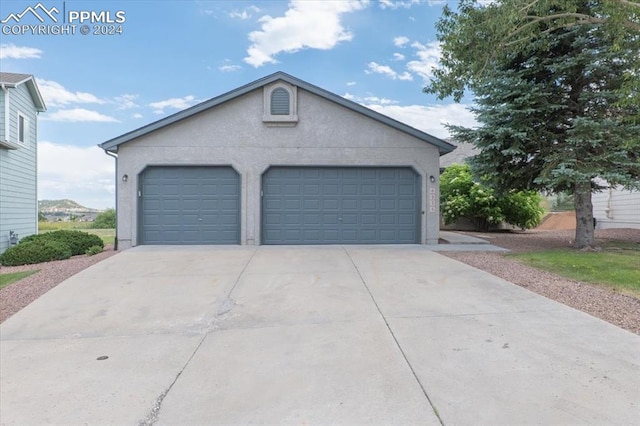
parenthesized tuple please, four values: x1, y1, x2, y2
(605, 186, 613, 219)
(104, 149, 118, 250)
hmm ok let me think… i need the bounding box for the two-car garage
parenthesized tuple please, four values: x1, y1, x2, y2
(139, 166, 420, 245)
(102, 72, 453, 248)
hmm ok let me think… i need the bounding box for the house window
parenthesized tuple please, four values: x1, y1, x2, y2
(17, 113, 27, 144)
(270, 88, 290, 115)
(263, 83, 298, 126)
(18, 114, 26, 143)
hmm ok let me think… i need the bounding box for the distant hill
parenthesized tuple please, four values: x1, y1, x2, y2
(38, 199, 100, 213)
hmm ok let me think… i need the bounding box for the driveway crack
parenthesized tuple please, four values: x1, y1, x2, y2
(138, 334, 208, 426)
(138, 247, 259, 425)
(342, 246, 445, 426)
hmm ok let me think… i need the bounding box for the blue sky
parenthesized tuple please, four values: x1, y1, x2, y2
(0, 0, 476, 209)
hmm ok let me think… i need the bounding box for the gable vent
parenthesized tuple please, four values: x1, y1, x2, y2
(270, 88, 290, 115)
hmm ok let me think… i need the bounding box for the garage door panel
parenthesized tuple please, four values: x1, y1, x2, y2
(303, 199, 320, 209)
(262, 167, 420, 244)
(140, 166, 239, 245)
(361, 184, 376, 195)
(342, 199, 358, 210)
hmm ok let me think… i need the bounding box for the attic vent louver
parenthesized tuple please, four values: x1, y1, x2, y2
(270, 88, 290, 115)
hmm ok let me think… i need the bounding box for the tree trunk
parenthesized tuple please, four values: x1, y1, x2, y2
(573, 181, 594, 249)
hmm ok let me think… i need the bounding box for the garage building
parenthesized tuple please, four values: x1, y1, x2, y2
(100, 72, 454, 249)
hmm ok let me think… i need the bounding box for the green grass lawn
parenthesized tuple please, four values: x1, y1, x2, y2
(0, 270, 39, 290)
(38, 222, 115, 245)
(510, 241, 640, 296)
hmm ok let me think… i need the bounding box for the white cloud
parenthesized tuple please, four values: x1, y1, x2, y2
(113, 94, 139, 110)
(366, 62, 413, 81)
(36, 79, 105, 107)
(366, 103, 477, 139)
(42, 108, 119, 123)
(343, 93, 398, 105)
(0, 43, 42, 59)
(379, 0, 424, 9)
(244, 0, 368, 67)
(132, 113, 143, 119)
(38, 142, 115, 209)
(346, 81, 357, 86)
(393, 36, 410, 47)
(407, 40, 441, 82)
(393, 52, 405, 61)
(148, 95, 197, 114)
(229, 5, 260, 20)
(219, 64, 242, 72)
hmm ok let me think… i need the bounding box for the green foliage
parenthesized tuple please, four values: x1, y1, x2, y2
(20, 230, 104, 256)
(39, 221, 92, 231)
(0, 270, 39, 289)
(0, 241, 72, 266)
(38, 211, 47, 222)
(548, 193, 575, 212)
(500, 190, 545, 229)
(92, 209, 116, 229)
(85, 245, 103, 256)
(426, 0, 640, 104)
(512, 247, 640, 296)
(440, 164, 543, 230)
(428, 0, 640, 247)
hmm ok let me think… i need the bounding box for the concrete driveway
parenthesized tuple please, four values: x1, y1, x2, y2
(1, 246, 638, 425)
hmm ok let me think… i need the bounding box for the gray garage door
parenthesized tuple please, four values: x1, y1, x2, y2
(262, 167, 421, 244)
(140, 166, 240, 244)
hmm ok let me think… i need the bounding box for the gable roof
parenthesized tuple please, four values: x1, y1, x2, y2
(440, 141, 478, 168)
(0, 72, 46, 112)
(100, 71, 455, 155)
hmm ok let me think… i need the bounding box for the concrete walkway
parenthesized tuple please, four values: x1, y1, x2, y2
(439, 230, 491, 244)
(435, 231, 508, 252)
(1, 246, 638, 425)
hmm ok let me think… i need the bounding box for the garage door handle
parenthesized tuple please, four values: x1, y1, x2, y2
(198, 218, 203, 221)
(338, 218, 342, 221)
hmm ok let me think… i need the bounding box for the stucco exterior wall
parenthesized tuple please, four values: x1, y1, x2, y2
(115, 86, 441, 248)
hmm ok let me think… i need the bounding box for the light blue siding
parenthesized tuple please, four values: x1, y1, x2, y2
(0, 83, 38, 254)
(0, 92, 5, 140)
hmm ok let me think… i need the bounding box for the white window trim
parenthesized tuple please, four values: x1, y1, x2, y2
(263, 83, 298, 126)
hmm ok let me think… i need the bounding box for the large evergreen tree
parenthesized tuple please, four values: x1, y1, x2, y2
(428, 0, 640, 248)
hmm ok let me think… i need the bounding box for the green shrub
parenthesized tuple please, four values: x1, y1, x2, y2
(0, 241, 72, 266)
(440, 164, 544, 230)
(92, 209, 115, 229)
(85, 245, 103, 256)
(440, 164, 504, 230)
(20, 230, 104, 256)
(500, 190, 545, 229)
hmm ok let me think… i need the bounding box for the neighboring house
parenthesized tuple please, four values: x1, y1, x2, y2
(439, 141, 477, 170)
(0, 73, 46, 254)
(100, 72, 454, 249)
(592, 186, 640, 229)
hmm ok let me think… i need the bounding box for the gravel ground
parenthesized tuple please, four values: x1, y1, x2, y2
(1, 230, 639, 335)
(444, 228, 640, 335)
(0, 245, 118, 323)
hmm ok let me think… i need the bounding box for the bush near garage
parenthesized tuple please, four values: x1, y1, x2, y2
(85, 245, 104, 256)
(0, 240, 72, 266)
(20, 230, 104, 256)
(440, 164, 544, 230)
